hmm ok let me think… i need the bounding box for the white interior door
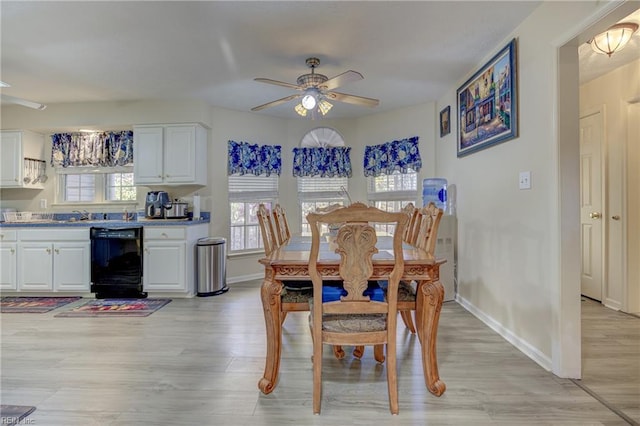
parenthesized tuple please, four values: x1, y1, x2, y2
(580, 111, 604, 301)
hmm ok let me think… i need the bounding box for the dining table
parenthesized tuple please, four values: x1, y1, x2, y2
(258, 234, 448, 397)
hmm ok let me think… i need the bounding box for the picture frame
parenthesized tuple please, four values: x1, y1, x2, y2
(457, 38, 517, 157)
(439, 105, 451, 137)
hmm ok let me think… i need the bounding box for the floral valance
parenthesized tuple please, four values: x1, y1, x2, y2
(292, 146, 352, 178)
(363, 136, 422, 177)
(227, 140, 281, 176)
(51, 131, 133, 168)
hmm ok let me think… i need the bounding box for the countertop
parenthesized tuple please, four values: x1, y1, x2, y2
(0, 217, 210, 228)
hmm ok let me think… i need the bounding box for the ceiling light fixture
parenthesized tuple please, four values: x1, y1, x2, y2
(589, 22, 639, 57)
(295, 88, 333, 118)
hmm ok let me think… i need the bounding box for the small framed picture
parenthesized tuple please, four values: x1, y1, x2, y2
(439, 106, 451, 137)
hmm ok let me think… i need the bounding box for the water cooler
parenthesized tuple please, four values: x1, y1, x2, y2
(422, 178, 457, 301)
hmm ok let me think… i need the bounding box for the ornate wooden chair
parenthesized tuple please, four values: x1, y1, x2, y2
(258, 203, 313, 325)
(272, 204, 291, 246)
(257, 203, 279, 256)
(307, 202, 408, 415)
(396, 202, 444, 334)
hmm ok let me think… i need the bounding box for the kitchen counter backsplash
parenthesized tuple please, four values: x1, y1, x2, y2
(0, 211, 210, 227)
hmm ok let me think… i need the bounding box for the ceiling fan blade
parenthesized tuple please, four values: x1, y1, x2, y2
(325, 91, 379, 108)
(322, 70, 363, 90)
(254, 78, 301, 91)
(251, 94, 301, 111)
(0, 94, 47, 110)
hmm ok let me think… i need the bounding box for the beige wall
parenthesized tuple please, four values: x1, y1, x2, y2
(580, 58, 640, 313)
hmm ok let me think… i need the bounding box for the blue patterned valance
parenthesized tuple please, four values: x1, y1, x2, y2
(292, 146, 352, 178)
(228, 140, 281, 176)
(363, 136, 422, 177)
(51, 131, 133, 168)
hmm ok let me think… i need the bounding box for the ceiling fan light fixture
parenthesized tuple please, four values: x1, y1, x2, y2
(0, 94, 47, 110)
(301, 93, 317, 110)
(317, 99, 333, 115)
(590, 22, 639, 57)
(294, 103, 308, 117)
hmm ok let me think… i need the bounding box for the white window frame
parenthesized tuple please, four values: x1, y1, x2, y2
(367, 170, 418, 234)
(228, 174, 279, 254)
(298, 176, 349, 235)
(55, 166, 137, 206)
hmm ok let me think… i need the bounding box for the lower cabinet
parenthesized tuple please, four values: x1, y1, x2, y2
(17, 229, 90, 292)
(143, 224, 208, 296)
(0, 230, 17, 290)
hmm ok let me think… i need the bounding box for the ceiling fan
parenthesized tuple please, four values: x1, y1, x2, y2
(0, 81, 46, 110)
(251, 57, 379, 117)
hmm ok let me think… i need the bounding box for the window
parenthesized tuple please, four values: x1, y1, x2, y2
(367, 170, 418, 234)
(298, 177, 348, 234)
(57, 167, 136, 204)
(228, 175, 278, 253)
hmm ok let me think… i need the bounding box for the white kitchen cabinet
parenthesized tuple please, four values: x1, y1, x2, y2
(0, 130, 46, 189)
(133, 123, 208, 186)
(17, 229, 90, 292)
(143, 224, 208, 296)
(0, 230, 18, 290)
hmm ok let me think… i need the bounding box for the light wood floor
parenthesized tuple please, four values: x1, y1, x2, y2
(1, 282, 638, 425)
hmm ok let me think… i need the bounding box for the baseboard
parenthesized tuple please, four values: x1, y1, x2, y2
(455, 293, 553, 372)
(227, 273, 263, 284)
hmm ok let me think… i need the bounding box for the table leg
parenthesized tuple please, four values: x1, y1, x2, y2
(258, 268, 282, 394)
(416, 278, 446, 396)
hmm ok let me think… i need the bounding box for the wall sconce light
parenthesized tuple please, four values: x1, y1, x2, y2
(589, 22, 638, 57)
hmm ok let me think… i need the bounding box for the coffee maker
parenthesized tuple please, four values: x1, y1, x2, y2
(145, 191, 172, 218)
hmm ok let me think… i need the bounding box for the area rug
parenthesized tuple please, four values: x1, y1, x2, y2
(0, 405, 36, 423)
(0, 296, 82, 313)
(54, 298, 171, 317)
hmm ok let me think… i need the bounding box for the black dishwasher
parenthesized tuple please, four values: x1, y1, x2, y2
(90, 227, 146, 299)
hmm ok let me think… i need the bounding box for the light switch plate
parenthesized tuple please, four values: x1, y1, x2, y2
(39, 198, 47, 209)
(519, 171, 531, 190)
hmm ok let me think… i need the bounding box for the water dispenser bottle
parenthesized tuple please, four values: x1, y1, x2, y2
(422, 178, 447, 211)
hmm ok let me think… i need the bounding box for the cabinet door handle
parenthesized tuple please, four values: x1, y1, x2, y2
(54, 248, 60, 254)
(158, 175, 162, 178)
(0, 234, 4, 240)
(612, 215, 620, 220)
(10, 248, 15, 254)
(589, 212, 601, 219)
(161, 233, 168, 238)
(144, 248, 150, 253)
(46, 248, 52, 254)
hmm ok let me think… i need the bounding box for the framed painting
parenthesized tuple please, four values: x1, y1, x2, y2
(439, 105, 451, 137)
(457, 38, 517, 157)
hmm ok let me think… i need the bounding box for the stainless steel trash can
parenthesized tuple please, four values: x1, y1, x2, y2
(196, 237, 228, 296)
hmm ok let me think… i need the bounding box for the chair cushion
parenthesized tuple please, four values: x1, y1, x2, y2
(283, 280, 314, 291)
(377, 280, 416, 302)
(281, 287, 313, 303)
(322, 281, 385, 303)
(308, 299, 387, 333)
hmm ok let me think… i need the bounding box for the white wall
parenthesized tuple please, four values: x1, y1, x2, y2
(434, 0, 629, 376)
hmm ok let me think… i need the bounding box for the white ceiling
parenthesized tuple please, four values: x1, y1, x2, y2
(1, 2, 638, 120)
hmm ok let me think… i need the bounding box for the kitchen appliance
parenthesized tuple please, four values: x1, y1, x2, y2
(145, 191, 172, 218)
(164, 199, 188, 219)
(90, 227, 146, 298)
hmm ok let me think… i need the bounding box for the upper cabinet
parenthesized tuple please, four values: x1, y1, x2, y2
(0, 130, 46, 189)
(133, 123, 208, 186)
